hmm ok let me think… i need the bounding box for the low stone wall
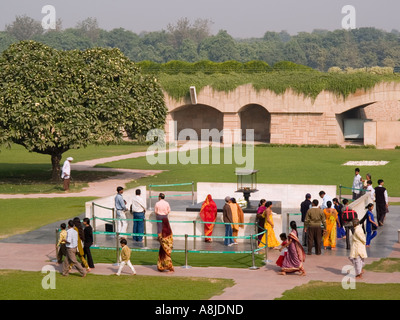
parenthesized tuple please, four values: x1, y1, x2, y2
(364, 121, 400, 149)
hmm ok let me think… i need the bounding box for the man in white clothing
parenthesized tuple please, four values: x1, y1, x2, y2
(62, 220, 86, 277)
(319, 190, 333, 210)
(61, 157, 73, 191)
(352, 168, 363, 200)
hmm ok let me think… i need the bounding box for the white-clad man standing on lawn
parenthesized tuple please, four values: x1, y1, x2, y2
(61, 157, 73, 192)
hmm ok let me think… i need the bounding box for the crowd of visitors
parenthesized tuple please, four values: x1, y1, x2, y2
(55, 168, 388, 279)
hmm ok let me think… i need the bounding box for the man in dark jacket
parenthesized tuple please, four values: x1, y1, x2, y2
(300, 193, 312, 246)
(223, 196, 234, 246)
(374, 179, 389, 226)
(83, 217, 95, 269)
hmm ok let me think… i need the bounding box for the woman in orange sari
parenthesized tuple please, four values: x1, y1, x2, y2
(200, 194, 218, 243)
(157, 217, 174, 272)
(230, 198, 244, 244)
(323, 201, 339, 250)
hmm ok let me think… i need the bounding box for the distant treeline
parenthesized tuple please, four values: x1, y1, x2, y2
(2, 16, 400, 71)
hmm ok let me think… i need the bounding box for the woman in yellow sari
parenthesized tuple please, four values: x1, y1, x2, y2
(258, 201, 280, 249)
(72, 217, 90, 271)
(157, 217, 174, 272)
(230, 198, 244, 244)
(323, 201, 339, 250)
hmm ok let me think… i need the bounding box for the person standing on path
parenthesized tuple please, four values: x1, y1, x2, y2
(62, 220, 86, 277)
(304, 199, 326, 255)
(374, 179, 389, 226)
(360, 203, 378, 247)
(223, 196, 234, 246)
(300, 193, 312, 246)
(157, 217, 174, 273)
(61, 157, 73, 191)
(56, 223, 67, 264)
(83, 217, 95, 269)
(349, 219, 368, 279)
(115, 186, 128, 237)
(323, 201, 339, 250)
(200, 194, 218, 243)
(342, 199, 358, 250)
(319, 190, 333, 210)
(131, 189, 146, 242)
(352, 168, 364, 200)
(258, 201, 280, 249)
(154, 193, 171, 235)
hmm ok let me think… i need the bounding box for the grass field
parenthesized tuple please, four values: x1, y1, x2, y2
(364, 258, 400, 273)
(0, 143, 149, 193)
(91, 248, 266, 268)
(98, 145, 400, 196)
(0, 197, 96, 239)
(277, 280, 400, 300)
(0, 270, 234, 300)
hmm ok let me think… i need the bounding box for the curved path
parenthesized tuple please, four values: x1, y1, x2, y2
(0, 149, 170, 199)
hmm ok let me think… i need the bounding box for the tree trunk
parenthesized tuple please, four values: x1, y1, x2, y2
(51, 152, 63, 182)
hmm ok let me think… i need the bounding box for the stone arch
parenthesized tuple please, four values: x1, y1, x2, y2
(170, 104, 224, 141)
(239, 104, 270, 142)
(336, 102, 375, 142)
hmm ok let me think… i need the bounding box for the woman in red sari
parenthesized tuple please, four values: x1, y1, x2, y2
(200, 194, 218, 243)
(279, 221, 306, 276)
(157, 217, 174, 272)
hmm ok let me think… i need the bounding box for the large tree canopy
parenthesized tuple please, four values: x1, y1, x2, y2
(0, 41, 167, 180)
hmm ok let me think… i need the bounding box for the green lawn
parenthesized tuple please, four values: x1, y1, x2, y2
(91, 248, 266, 268)
(0, 270, 233, 300)
(364, 258, 400, 273)
(0, 143, 149, 193)
(99, 146, 400, 196)
(0, 197, 96, 239)
(277, 280, 400, 300)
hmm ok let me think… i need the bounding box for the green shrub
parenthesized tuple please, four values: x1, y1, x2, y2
(243, 60, 272, 73)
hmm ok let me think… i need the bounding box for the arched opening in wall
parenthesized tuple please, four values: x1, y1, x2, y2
(239, 104, 270, 142)
(336, 102, 375, 144)
(171, 104, 224, 142)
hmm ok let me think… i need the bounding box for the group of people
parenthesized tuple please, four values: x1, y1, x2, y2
(114, 187, 174, 274)
(57, 170, 388, 279)
(57, 217, 94, 277)
(352, 168, 389, 226)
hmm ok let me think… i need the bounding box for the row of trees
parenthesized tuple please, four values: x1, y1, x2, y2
(2, 16, 400, 71)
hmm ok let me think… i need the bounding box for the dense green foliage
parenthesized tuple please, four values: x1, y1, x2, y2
(154, 68, 400, 100)
(0, 41, 166, 179)
(3, 16, 400, 71)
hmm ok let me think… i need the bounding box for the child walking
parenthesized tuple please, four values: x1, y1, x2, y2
(116, 238, 137, 276)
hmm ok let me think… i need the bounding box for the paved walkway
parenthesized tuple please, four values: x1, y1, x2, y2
(1, 241, 399, 300)
(1, 204, 400, 300)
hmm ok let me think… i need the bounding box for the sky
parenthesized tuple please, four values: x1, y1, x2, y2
(1, 0, 400, 38)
